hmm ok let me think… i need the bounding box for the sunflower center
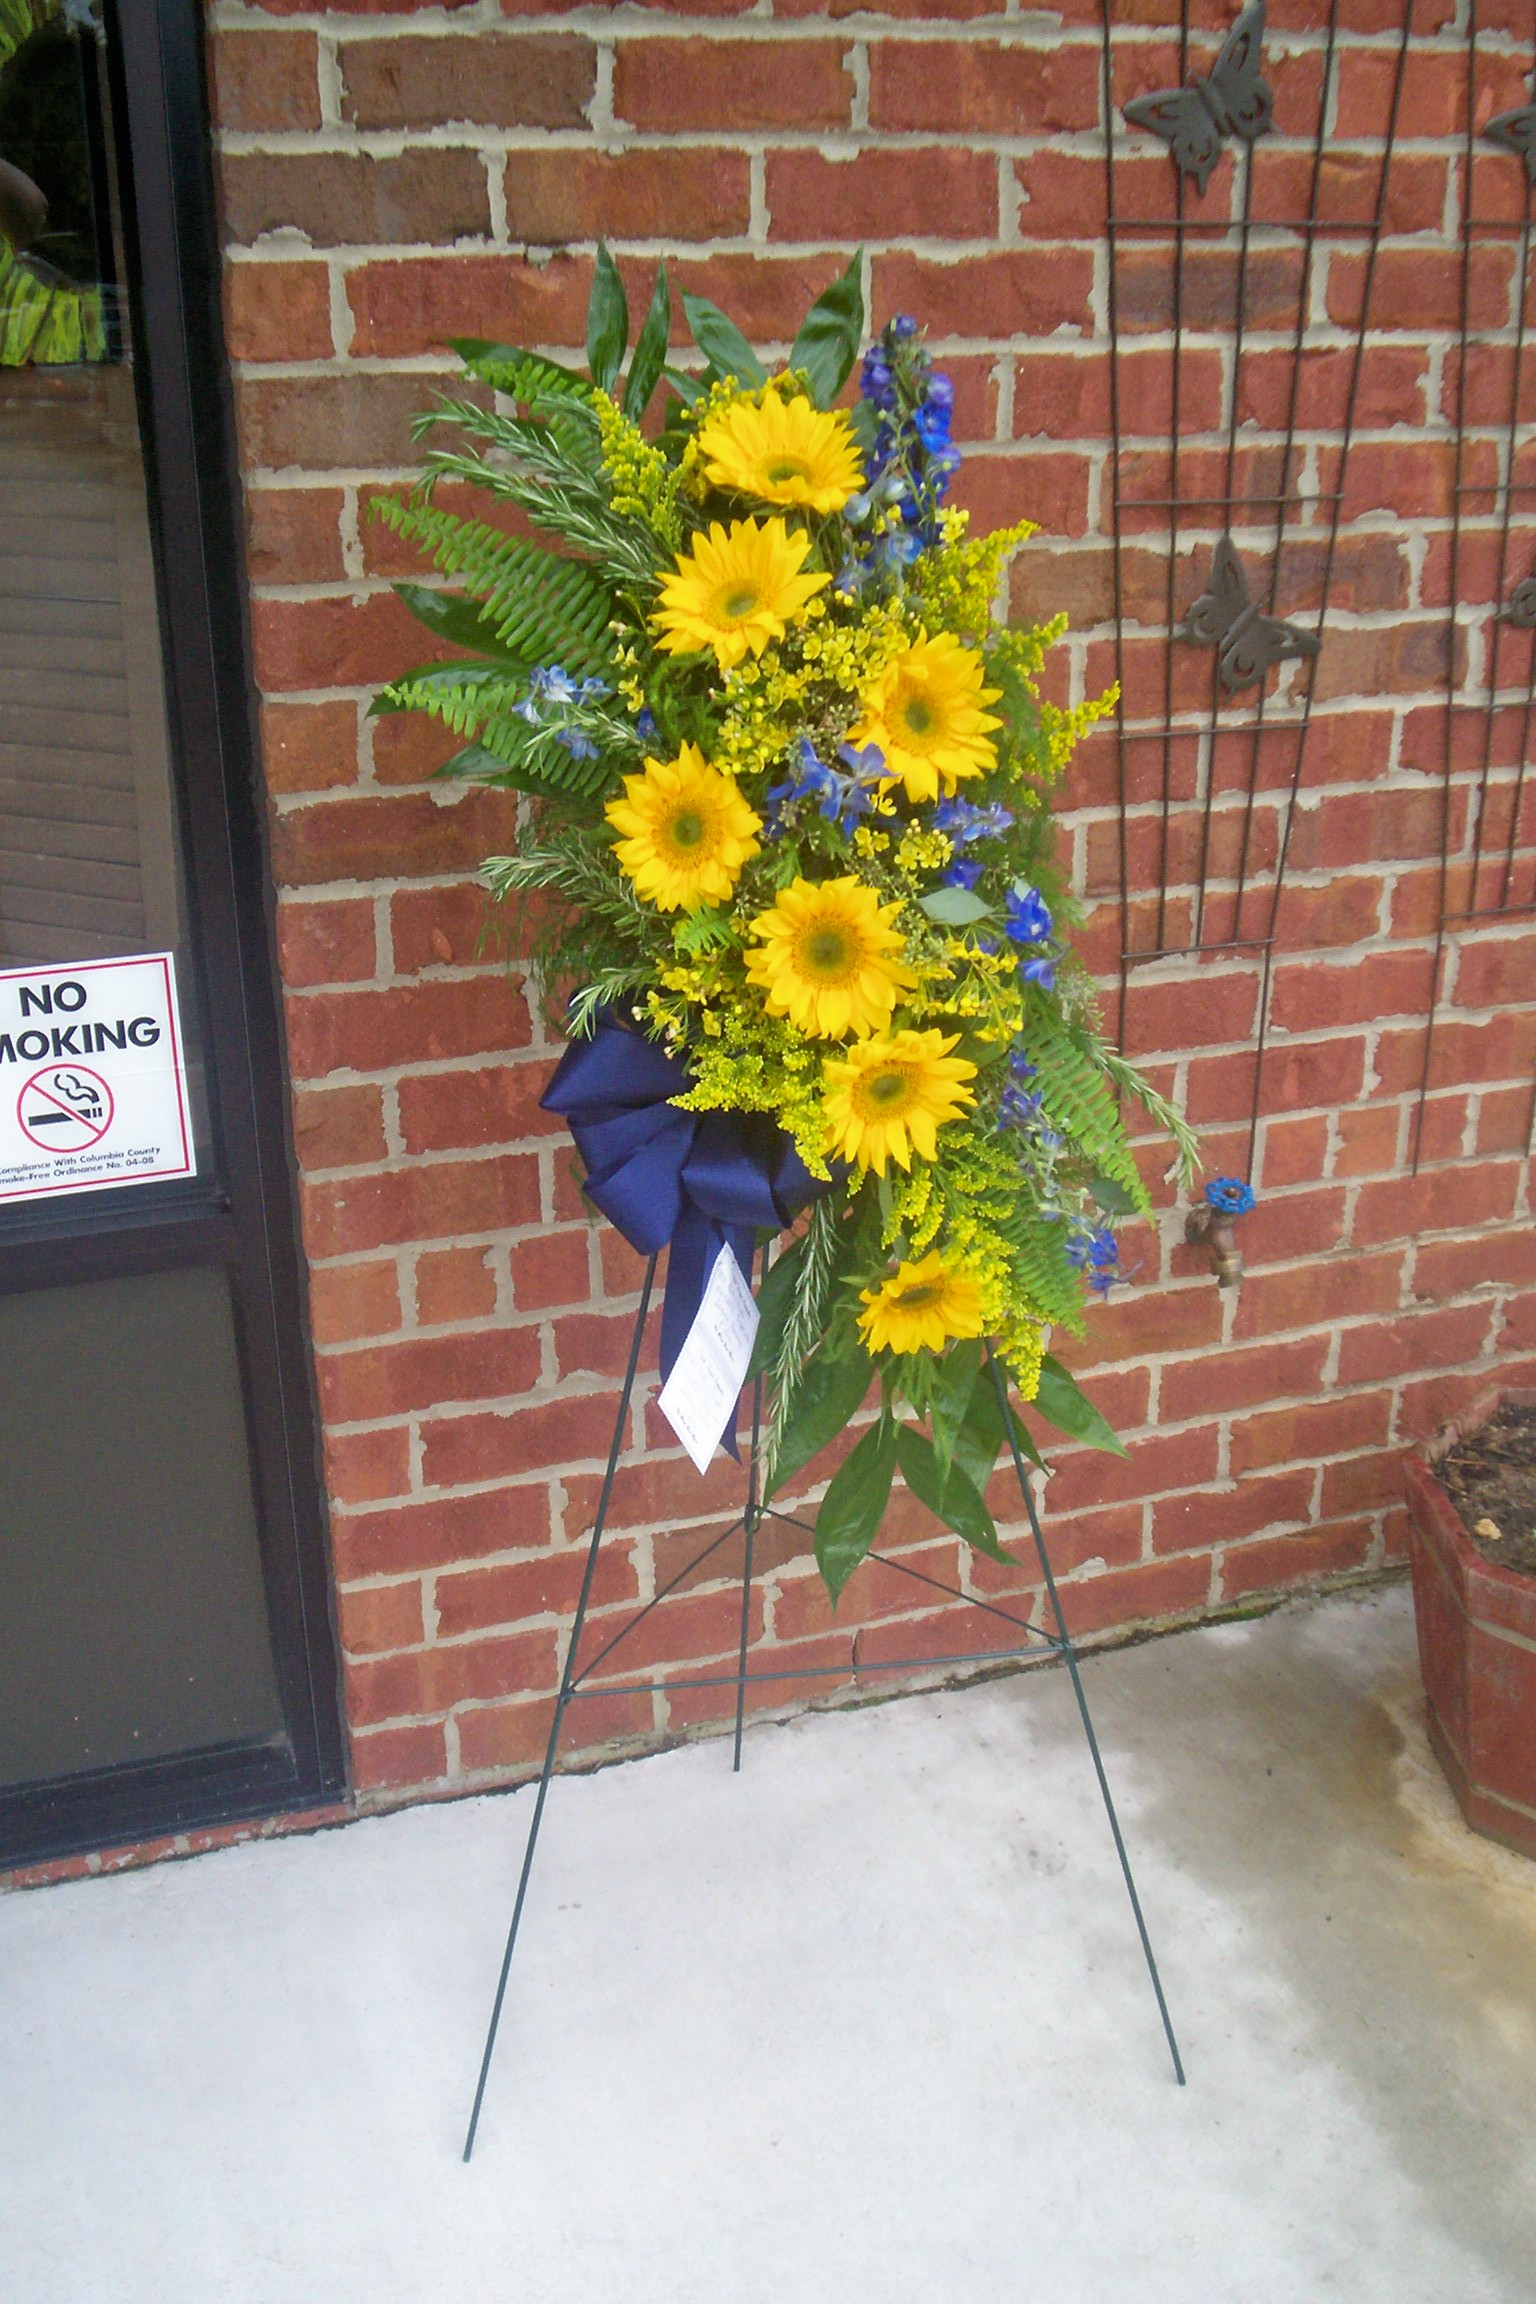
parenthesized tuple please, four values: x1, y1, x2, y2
(859, 1067, 913, 1112)
(799, 922, 856, 980)
(668, 808, 706, 851)
(901, 690, 937, 740)
(765, 458, 811, 485)
(891, 1279, 942, 1311)
(718, 585, 761, 622)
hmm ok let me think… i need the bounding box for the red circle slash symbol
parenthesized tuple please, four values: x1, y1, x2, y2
(18, 1064, 116, 1153)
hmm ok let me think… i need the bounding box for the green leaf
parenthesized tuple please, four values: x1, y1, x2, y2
(586, 244, 629, 394)
(662, 364, 704, 408)
(682, 291, 767, 388)
(815, 1419, 897, 1603)
(848, 399, 880, 457)
(449, 341, 586, 399)
(919, 887, 994, 926)
(1089, 1173, 1141, 1218)
(1031, 1355, 1128, 1457)
(766, 1344, 875, 1500)
(746, 1235, 808, 1380)
(929, 1337, 984, 1483)
(624, 260, 672, 424)
(957, 1365, 1042, 1501)
(389, 582, 531, 665)
(894, 1426, 1010, 1563)
(788, 252, 865, 409)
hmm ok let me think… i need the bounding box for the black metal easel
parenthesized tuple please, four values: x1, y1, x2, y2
(462, 1254, 1185, 2158)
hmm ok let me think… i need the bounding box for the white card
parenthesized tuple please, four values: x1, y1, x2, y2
(657, 1244, 761, 1474)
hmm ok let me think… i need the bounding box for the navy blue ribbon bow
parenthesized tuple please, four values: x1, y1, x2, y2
(540, 1016, 829, 1403)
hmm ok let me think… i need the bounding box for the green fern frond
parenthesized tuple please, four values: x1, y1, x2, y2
(1017, 1011, 1150, 1213)
(376, 666, 618, 799)
(1011, 1220, 1089, 1333)
(373, 501, 617, 677)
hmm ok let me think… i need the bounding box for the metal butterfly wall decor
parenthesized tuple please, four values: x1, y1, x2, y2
(1484, 88, 1536, 189)
(1122, 1, 1274, 196)
(1503, 575, 1536, 629)
(1182, 535, 1321, 694)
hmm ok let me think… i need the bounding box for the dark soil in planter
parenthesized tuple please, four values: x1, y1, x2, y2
(1439, 1402, 1536, 1578)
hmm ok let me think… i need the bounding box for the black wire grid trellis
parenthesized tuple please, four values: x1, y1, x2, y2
(1415, 3, 1536, 1165)
(461, 1258, 1185, 2159)
(1101, 0, 1412, 1177)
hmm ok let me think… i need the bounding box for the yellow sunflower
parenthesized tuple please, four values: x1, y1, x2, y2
(851, 629, 1003, 804)
(745, 875, 916, 1041)
(652, 518, 830, 671)
(857, 1253, 987, 1357)
(605, 743, 761, 912)
(697, 392, 864, 514)
(822, 1030, 977, 1176)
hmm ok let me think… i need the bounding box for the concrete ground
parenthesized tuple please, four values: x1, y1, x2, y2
(4, 1581, 1535, 2304)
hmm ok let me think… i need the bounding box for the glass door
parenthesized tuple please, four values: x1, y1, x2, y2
(0, 0, 343, 1864)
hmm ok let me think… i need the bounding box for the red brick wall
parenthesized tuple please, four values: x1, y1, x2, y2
(205, 0, 1536, 1807)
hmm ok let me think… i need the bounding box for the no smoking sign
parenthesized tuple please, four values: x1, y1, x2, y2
(0, 954, 195, 1204)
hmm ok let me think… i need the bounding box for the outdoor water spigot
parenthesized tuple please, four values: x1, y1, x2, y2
(1185, 1177, 1255, 1288)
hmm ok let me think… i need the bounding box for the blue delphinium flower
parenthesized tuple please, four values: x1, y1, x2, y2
(556, 727, 599, 761)
(765, 738, 885, 836)
(1018, 953, 1057, 992)
(932, 797, 1013, 846)
(635, 707, 657, 745)
(1206, 1176, 1256, 1215)
(1004, 886, 1053, 946)
(943, 856, 984, 891)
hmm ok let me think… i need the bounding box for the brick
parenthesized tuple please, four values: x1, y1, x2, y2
(1412, 1229, 1536, 1304)
(1351, 1162, 1522, 1249)
(350, 1722, 447, 1793)
(1317, 1450, 1410, 1520)
(396, 1062, 562, 1153)
(1160, 1337, 1329, 1425)
(333, 1484, 552, 1578)
(246, 487, 346, 588)
(1150, 1468, 1315, 1558)
(456, 1689, 653, 1775)
(422, 1393, 622, 1488)
(1219, 1521, 1375, 1604)
(1043, 1423, 1221, 1517)
(1333, 1104, 1404, 1179)
(341, 33, 594, 129)
(224, 260, 333, 363)
(1260, 1114, 1331, 1189)
(1453, 931, 1536, 1013)
(415, 1245, 498, 1326)
(1053, 1552, 1211, 1640)
(512, 1229, 593, 1313)
(210, 29, 322, 132)
(290, 1082, 387, 1171)
(259, 701, 357, 797)
(871, 250, 1095, 342)
(270, 790, 520, 888)
(1228, 1394, 1393, 1479)
(286, 976, 528, 1078)
(613, 38, 853, 131)
(303, 1153, 541, 1259)
(238, 372, 459, 473)
(506, 148, 750, 245)
(1336, 1302, 1493, 1387)
(390, 884, 502, 973)
(435, 1546, 637, 1638)
(346, 254, 592, 358)
(338, 1579, 426, 1656)
(765, 148, 997, 242)
(324, 1424, 412, 1506)
(221, 151, 491, 251)
(349, 1628, 559, 1724)
(868, 39, 1099, 133)
(1268, 951, 1436, 1036)
(308, 1258, 402, 1347)
(277, 897, 377, 989)
(1234, 1250, 1406, 1341)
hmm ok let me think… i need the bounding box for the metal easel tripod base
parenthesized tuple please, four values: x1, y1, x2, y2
(462, 1255, 1185, 2159)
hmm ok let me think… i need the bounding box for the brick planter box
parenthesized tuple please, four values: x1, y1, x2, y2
(1403, 1390, 1536, 1862)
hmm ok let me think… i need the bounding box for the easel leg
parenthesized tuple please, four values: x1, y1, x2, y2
(732, 1372, 764, 1773)
(990, 1355, 1187, 2087)
(462, 1255, 658, 2160)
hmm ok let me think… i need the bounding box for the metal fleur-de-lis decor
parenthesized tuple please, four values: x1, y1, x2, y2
(1484, 85, 1536, 187)
(1122, 1, 1274, 195)
(1503, 575, 1536, 629)
(1181, 535, 1321, 694)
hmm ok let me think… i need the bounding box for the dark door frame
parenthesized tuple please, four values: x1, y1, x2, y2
(0, 0, 346, 1866)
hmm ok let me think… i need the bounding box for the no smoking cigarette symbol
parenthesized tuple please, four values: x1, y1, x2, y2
(17, 1064, 115, 1153)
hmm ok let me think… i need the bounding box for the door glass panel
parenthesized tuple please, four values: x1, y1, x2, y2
(0, 0, 207, 1169)
(0, 1265, 285, 1788)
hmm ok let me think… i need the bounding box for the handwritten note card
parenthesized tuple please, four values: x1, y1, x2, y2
(657, 1244, 760, 1474)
